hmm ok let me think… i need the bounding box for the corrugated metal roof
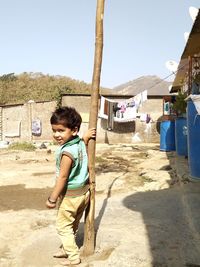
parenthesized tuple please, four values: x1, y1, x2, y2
(171, 9, 200, 93)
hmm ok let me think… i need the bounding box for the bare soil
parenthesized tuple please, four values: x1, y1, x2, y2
(1, 143, 200, 267)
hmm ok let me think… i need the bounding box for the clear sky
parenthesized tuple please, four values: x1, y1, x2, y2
(0, 0, 199, 88)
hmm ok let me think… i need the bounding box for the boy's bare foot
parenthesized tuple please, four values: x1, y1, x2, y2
(60, 258, 81, 266)
(53, 248, 68, 258)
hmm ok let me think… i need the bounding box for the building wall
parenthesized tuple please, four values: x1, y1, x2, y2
(0, 95, 163, 144)
(135, 98, 163, 143)
(62, 95, 163, 144)
(2, 101, 57, 143)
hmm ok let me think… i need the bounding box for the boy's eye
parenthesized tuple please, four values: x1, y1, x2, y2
(52, 129, 64, 133)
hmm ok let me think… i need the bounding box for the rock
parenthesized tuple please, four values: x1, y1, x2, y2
(39, 143, 47, 149)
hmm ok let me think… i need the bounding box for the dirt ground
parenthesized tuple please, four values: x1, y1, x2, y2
(1, 143, 200, 267)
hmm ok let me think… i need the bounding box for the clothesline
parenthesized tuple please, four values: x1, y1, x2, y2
(99, 90, 148, 123)
(100, 89, 147, 105)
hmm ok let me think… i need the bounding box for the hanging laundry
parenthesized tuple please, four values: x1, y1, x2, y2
(99, 95, 145, 123)
(141, 90, 148, 102)
(133, 93, 142, 110)
(140, 113, 147, 122)
(113, 103, 121, 117)
(118, 102, 126, 118)
(126, 98, 135, 107)
(99, 96, 106, 117)
(146, 114, 151, 124)
(124, 106, 137, 120)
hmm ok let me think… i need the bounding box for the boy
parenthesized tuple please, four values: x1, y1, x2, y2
(46, 106, 95, 266)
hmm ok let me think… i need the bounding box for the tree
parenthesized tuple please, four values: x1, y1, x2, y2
(83, 0, 105, 255)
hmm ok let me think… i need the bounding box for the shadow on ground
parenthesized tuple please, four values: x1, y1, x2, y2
(123, 185, 200, 266)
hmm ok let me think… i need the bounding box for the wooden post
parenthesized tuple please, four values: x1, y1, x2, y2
(188, 56, 192, 95)
(83, 0, 105, 255)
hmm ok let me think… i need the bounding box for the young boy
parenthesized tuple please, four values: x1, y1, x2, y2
(46, 106, 95, 266)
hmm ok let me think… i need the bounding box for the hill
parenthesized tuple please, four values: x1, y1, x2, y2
(0, 72, 95, 105)
(0, 73, 172, 105)
(112, 75, 172, 96)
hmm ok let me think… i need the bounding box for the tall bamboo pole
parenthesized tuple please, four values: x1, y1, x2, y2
(83, 0, 105, 255)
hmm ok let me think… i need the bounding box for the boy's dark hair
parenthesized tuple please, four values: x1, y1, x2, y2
(50, 106, 82, 131)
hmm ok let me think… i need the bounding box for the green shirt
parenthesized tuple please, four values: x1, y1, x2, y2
(55, 136, 89, 189)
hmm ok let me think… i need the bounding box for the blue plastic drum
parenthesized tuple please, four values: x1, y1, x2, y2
(175, 117, 188, 156)
(160, 120, 176, 151)
(187, 100, 200, 180)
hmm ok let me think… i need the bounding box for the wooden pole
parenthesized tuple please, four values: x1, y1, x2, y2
(83, 0, 105, 255)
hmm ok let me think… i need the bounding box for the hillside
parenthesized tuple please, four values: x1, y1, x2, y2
(112, 75, 172, 96)
(0, 73, 172, 105)
(0, 72, 94, 105)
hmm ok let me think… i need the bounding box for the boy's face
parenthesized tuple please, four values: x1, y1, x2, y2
(51, 124, 78, 145)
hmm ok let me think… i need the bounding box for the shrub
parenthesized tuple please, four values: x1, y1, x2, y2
(8, 142, 36, 151)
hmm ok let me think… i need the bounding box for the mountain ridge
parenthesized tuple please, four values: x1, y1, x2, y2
(110, 75, 172, 96)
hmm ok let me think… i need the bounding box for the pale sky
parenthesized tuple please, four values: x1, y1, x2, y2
(0, 0, 199, 88)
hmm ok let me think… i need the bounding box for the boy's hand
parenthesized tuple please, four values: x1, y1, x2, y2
(82, 128, 96, 145)
(46, 198, 57, 209)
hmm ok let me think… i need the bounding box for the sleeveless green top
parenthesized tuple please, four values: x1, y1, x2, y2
(55, 136, 89, 189)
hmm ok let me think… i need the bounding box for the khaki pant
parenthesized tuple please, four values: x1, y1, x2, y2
(56, 191, 90, 261)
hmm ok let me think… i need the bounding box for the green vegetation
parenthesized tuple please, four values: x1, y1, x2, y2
(0, 72, 92, 105)
(8, 142, 36, 151)
(173, 91, 187, 116)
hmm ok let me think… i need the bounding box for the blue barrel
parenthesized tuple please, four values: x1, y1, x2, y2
(175, 117, 188, 156)
(187, 100, 200, 180)
(160, 120, 176, 151)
